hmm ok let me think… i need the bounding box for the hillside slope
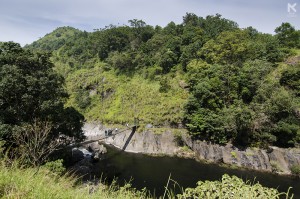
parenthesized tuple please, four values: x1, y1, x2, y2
(26, 14, 300, 148)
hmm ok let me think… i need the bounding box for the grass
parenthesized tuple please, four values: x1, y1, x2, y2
(270, 161, 283, 173)
(0, 160, 149, 199)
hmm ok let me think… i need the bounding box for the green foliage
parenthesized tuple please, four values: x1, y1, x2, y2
(275, 23, 300, 48)
(75, 89, 92, 109)
(66, 67, 188, 126)
(198, 14, 239, 42)
(290, 164, 300, 176)
(106, 51, 134, 72)
(200, 30, 250, 64)
(0, 42, 84, 155)
(42, 159, 66, 176)
(177, 174, 291, 199)
(185, 57, 299, 146)
(25, 26, 82, 52)
(239, 60, 273, 103)
(92, 25, 132, 60)
(280, 64, 300, 96)
(159, 76, 171, 93)
(24, 14, 300, 148)
(230, 151, 237, 159)
(200, 30, 285, 65)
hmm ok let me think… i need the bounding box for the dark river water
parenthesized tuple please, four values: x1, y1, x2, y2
(91, 144, 300, 198)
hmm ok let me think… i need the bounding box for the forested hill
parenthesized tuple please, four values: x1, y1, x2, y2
(26, 13, 300, 148)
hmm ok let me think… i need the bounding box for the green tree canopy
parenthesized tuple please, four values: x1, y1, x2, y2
(0, 42, 84, 148)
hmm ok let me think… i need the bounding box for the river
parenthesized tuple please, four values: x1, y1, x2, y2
(90, 144, 300, 198)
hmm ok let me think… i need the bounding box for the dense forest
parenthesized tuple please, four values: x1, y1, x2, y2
(26, 13, 300, 148)
(1, 13, 299, 156)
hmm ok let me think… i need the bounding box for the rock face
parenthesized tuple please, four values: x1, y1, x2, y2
(182, 136, 300, 174)
(105, 130, 180, 155)
(83, 142, 107, 162)
(83, 123, 300, 175)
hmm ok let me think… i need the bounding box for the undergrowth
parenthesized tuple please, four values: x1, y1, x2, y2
(65, 66, 188, 127)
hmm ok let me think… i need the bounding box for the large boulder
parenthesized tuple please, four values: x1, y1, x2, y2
(71, 147, 92, 163)
(84, 142, 107, 162)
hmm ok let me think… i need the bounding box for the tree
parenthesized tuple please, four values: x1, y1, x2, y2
(199, 14, 239, 42)
(275, 22, 300, 48)
(280, 65, 300, 96)
(182, 13, 200, 26)
(200, 30, 250, 64)
(239, 60, 273, 103)
(13, 120, 60, 166)
(0, 42, 84, 158)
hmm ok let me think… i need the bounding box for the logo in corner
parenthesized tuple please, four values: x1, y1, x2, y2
(287, 3, 297, 17)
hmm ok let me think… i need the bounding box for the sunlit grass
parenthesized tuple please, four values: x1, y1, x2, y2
(65, 66, 188, 127)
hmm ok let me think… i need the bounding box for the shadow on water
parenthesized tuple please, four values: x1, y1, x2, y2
(91, 144, 300, 198)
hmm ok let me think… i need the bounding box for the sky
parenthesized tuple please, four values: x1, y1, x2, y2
(0, 0, 299, 46)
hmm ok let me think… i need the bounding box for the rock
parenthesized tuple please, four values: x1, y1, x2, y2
(179, 80, 189, 89)
(285, 56, 300, 66)
(104, 129, 179, 155)
(85, 142, 107, 154)
(91, 145, 107, 162)
(71, 148, 85, 163)
(145, 124, 153, 129)
(71, 158, 93, 178)
(98, 144, 107, 154)
(84, 142, 107, 162)
(92, 152, 100, 162)
(71, 147, 93, 163)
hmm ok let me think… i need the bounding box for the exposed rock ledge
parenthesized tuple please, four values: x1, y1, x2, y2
(83, 123, 300, 175)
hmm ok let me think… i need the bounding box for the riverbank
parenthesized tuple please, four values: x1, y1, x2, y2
(83, 123, 300, 176)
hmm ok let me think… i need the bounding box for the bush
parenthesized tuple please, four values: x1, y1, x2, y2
(42, 159, 65, 176)
(290, 164, 300, 176)
(270, 161, 283, 173)
(177, 174, 292, 199)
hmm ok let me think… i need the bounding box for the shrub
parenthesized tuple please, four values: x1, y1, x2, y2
(177, 174, 292, 199)
(290, 164, 300, 176)
(230, 151, 237, 159)
(270, 161, 283, 173)
(42, 159, 66, 176)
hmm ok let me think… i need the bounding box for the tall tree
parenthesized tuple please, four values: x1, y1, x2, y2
(0, 42, 84, 153)
(275, 22, 300, 48)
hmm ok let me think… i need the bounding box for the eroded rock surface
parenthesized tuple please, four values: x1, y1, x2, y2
(83, 123, 300, 175)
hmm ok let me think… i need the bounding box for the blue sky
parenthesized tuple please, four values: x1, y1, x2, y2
(0, 0, 299, 46)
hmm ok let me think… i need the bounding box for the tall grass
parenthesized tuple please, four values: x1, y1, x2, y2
(0, 160, 148, 199)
